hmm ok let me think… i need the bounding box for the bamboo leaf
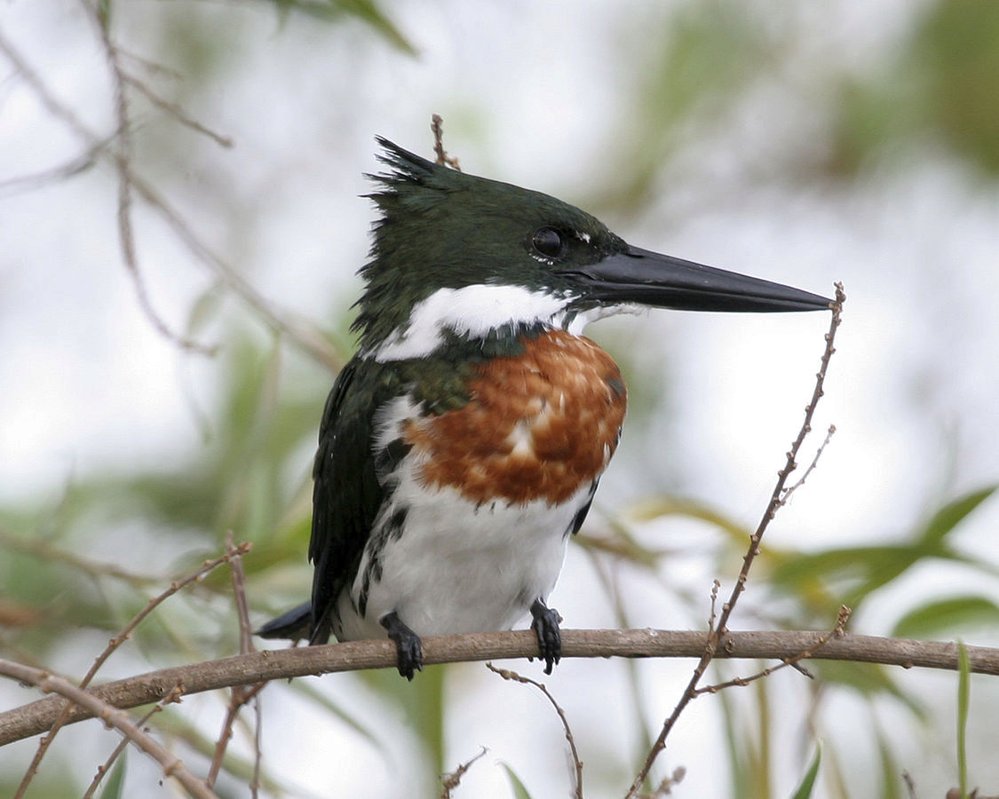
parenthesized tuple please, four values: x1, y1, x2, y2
(499, 762, 534, 799)
(891, 595, 999, 639)
(98, 753, 126, 799)
(957, 641, 970, 798)
(919, 485, 997, 546)
(789, 743, 821, 799)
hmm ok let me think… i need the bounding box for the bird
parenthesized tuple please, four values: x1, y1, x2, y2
(257, 137, 831, 679)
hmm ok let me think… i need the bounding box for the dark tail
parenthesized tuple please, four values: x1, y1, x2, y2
(254, 601, 313, 641)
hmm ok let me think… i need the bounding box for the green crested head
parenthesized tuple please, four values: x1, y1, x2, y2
(353, 138, 628, 357)
(352, 138, 831, 363)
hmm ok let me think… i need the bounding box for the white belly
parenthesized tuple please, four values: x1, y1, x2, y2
(334, 480, 591, 641)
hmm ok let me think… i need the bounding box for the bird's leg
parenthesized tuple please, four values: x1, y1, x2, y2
(530, 597, 562, 674)
(380, 611, 423, 680)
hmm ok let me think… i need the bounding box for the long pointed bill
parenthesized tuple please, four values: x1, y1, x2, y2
(572, 246, 831, 312)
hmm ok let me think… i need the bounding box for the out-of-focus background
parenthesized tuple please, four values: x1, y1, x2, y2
(2, 2, 999, 797)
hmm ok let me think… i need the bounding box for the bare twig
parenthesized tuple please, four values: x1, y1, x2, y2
(431, 114, 461, 170)
(114, 45, 183, 80)
(82, 684, 184, 799)
(637, 767, 686, 798)
(487, 664, 583, 799)
(207, 533, 264, 794)
(83, 0, 217, 356)
(0, 26, 343, 372)
(0, 524, 159, 587)
(781, 424, 837, 505)
(3, 626, 999, 748)
(695, 606, 851, 695)
(707, 579, 721, 629)
(123, 74, 233, 148)
(625, 284, 845, 798)
(440, 746, 488, 799)
(0, 661, 217, 799)
(0, 138, 109, 195)
(14, 543, 250, 796)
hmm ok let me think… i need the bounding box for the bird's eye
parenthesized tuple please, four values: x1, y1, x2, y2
(531, 227, 565, 258)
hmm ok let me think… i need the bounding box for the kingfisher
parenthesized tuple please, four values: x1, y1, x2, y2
(257, 138, 831, 679)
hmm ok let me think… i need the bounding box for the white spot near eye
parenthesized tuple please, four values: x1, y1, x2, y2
(575, 230, 592, 244)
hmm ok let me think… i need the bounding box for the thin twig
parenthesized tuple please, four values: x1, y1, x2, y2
(4, 626, 999, 747)
(707, 579, 721, 630)
(637, 767, 686, 799)
(431, 114, 461, 170)
(114, 45, 183, 80)
(487, 664, 583, 799)
(0, 26, 342, 371)
(14, 544, 250, 797)
(83, 0, 217, 356)
(0, 525, 159, 587)
(207, 533, 264, 793)
(0, 138, 109, 195)
(781, 424, 837, 505)
(0, 661, 217, 799)
(625, 284, 845, 798)
(440, 746, 488, 799)
(123, 74, 233, 148)
(694, 606, 851, 695)
(82, 684, 184, 799)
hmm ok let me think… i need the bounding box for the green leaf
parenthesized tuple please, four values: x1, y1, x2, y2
(770, 545, 921, 609)
(913, 2, 999, 175)
(919, 485, 998, 546)
(268, 0, 417, 55)
(875, 725, 903, 799)
(291, 679, 388, 757)
(957, 642, 970, 798)
(96, 0, 112, 30)
(359, 664, 446, 791)
(99, 752, 127, 799)
(813, 662, 926, 720)
(891, 595, 999, 639)
(627, 495, 750, 543)
(790, 743, 821, 799)
(499, 763, 534, 799)
(185, 282, 225, 338)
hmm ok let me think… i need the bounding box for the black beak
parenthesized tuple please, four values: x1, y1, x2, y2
(570, 246, 831, 313)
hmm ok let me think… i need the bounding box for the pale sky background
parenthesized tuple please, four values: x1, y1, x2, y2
(2, 2, 999, 797)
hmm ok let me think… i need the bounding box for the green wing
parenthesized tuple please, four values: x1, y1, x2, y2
(308, 357, 399, 644)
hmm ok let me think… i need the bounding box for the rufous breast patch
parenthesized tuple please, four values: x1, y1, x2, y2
(403, 330, 627, 505)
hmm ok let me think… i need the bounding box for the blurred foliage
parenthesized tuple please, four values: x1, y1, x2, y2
(594, 2, 779, 214)
(269, 0, 417, 55)
(828, 1, 999, 177)
(3, 1, 999, 797)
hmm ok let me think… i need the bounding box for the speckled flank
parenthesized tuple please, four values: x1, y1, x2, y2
(403, 330, 627, 504)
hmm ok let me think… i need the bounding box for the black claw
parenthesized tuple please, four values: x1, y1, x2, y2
(530, 598, 563, 675)
(380, 611, 423, 680)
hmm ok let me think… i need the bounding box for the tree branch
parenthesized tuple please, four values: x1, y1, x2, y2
(0, 661, 217, 799)
(3, 628, 998, 746)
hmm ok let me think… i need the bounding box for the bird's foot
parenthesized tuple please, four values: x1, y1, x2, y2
(530, 598, 562, 675)
(380, 611, 423, 680)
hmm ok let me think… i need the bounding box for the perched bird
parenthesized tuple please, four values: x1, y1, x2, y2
(257, 138, 830, 679)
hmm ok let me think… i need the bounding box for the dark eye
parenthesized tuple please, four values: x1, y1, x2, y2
(531, 227, 565, 258)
